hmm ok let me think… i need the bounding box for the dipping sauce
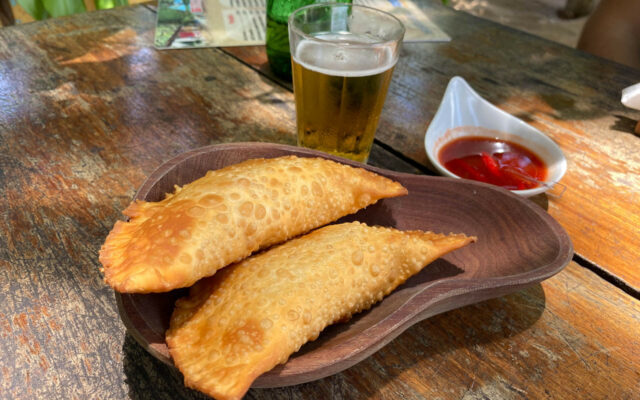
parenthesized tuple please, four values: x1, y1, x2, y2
(438, 136, 547, 190)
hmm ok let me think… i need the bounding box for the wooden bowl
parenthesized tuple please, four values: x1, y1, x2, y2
(115, 142, 573, 387)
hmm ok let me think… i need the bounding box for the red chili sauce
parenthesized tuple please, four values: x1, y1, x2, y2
(438, 136, 547, 190)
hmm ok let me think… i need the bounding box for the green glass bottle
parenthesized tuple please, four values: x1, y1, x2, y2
(266, 0, 351, 80)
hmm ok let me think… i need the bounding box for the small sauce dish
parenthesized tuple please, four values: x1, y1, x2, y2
(425, 76, 567, 197)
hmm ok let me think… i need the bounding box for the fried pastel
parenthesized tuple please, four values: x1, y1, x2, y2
(99, 156, 407, 293)
(166, 222, 475, 400)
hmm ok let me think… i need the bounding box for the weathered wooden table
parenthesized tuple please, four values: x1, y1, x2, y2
(1, 3, 638, 399)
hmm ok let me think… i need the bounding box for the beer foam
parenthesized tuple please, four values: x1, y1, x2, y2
(293, 33, 397, 77)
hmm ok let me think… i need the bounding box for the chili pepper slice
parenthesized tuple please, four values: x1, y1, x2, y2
(481, 152, 502, 177)
(450, 159, 486, 182)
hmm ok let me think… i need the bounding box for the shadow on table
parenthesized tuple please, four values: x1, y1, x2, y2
(246, 284, 546, 400)
(122, 284, 545, 399)
(611, 114, 640, 137)
(122, 334, 208, 400)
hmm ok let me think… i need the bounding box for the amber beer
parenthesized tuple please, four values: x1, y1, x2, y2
(291, 34, 397, 162)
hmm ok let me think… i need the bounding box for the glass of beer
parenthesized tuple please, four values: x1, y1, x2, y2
(288, 3, 405, 162)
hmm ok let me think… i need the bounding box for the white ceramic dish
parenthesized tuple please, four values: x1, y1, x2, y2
(425, 76, 567, 197)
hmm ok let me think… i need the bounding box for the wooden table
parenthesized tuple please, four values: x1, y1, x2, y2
(1, 3, 638, 399)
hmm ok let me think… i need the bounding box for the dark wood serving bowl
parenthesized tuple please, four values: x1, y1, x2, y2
(115, 142, 573, 388)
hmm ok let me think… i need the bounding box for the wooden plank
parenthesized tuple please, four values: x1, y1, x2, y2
(222, 4, 640, 291)
(111, 263, 640, 399)
(0, 5, 284, 399)
(391, 3, 640, 293)
(0, 7, 416, 397)
(0, 4, 637, 399)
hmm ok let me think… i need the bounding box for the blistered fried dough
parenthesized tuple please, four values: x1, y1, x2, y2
(99, 156, 407, 293)
(167, 222, 475, 400)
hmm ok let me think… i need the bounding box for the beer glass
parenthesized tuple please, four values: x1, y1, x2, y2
(288, 3, 405, 163)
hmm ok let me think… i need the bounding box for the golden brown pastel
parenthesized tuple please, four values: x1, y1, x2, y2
(99, 156, 407, 293)
(166, 222, 475, 400)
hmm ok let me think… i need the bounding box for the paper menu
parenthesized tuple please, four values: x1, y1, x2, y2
(206, 0, 266, 46)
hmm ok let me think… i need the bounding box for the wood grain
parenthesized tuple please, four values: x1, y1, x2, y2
(248, 261, 640, 400)
(117, 262, 640, 400)
(0, 3, 638, 399)
(221, 4, 640, 292)
(0, 5, 287, 399)
(0, 5, 411, 398)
